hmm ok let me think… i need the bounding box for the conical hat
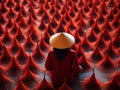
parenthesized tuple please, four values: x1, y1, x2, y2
(49, 32, 75, 49)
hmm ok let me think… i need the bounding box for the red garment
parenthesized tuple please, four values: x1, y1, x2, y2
(45, 49, 80, 86)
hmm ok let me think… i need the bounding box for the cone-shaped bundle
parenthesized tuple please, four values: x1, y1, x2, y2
(74, 29, 81, 44)
(50, 16, 58, 29)
(22, 0, 29, 5)
(87, 28, 97, 42)
(112, 33, 120, 49)
(42, 10, 50, 24)
(16, 11, 23, 22)
(90, 47, 103, 62)
(98, 0, 107, 11)
(49, 32, 75, 49)
(77, 24, 86, 37)
(98, 1, 108, 16)
(101, 19, 113, 31)
(20, 69, 39, 88)
(54, 0, 61, 10)
(14, 78, 30, 90)
(0, 45, 12, 65)
(6, 56, 23, 77)
(56, 22, 66, 33)
(6, 7, 16, 18)
(81, 36, 93, 51)
(82, 69, 102, 90)
(97, 54, 117, 72)
(107, 0, 115, 7)
(68, 20, 77, 31)
(15, 27, 26, 43)
(92, 21, 101, 34)
(69, 6, 76, 18)
(32, 43, 45, 62)
(89, 5, 98, 18)
(28, 7, 38, 21)
(0, 13, 7, 25)
(59, 15, 67, 27)
(10, 21, 19, 35)
(111, 14, 120, 28)
(44, 1, 51, 10)
(18, 16, 27, 29)
(78, 53, 92, 71)
(87, 15, 95, 27)
(6, 0, 15, 8)
(9, 37, 20, 55)
(14, 1, 21, 12)
(118, 59, 120, 66)
(37, 5, 45, 17)
(83, 3, 90, 13)
(104, 41, 118, 59)
(76, 43, 84, 58)
(1, 28, 13, 45)
(49, 4, 56, 15)
(23, 35, 36, 52)
(24, 55, 41, 74)
(54, 10, 61, 21)
(0, 41, 4, 55)
(28, 0, 37, 9)
(34, 72, 55, 90)
(27, 23, 40, 42)
(102, 28, 112, 41)
(64, 12, 71, 23)
(43, 29, 51, 44)
(30, 28, 40, 43)
(60, 2, 69, 15)
(105, 72, 120, 90)
(77, 16, 88, 29)
(6, 17, 13, 29)
(45, 24, 55, 36)
(38, 35, 49, 52)
(27, 14, 36, 25)
(96, 34, 106, 50)
(0, 71, 14, 90)
(20, 5, 28, 17)
(38, 18, 46, 31)
(0, 23, 4, 36)
(0, 2, 8, 14)
(107, 9, 115, 22)
(16, 46, 28, 64)
(97, 13, 105, 24)
(78, 0, 85, 8)
(58, 81, 72, 90)
(75, 8, 88, 22)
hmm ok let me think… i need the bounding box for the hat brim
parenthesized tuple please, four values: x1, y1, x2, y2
(49, 32, 75, 49)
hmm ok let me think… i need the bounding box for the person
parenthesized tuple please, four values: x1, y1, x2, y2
(45, 32, 82, 87)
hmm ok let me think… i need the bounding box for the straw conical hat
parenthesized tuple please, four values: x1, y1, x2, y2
(49, 32, 75, 49)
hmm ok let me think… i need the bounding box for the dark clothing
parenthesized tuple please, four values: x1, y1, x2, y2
(45, 49, 80, 86)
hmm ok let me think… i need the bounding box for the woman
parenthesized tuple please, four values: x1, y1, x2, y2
(45, 32, 82, 87)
